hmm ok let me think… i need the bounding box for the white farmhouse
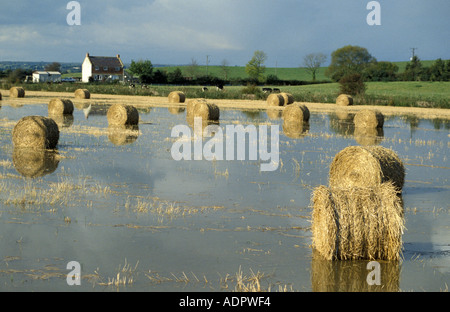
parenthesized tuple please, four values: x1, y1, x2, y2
(82, 53, 124, 83)
(32, 71, 62, 83)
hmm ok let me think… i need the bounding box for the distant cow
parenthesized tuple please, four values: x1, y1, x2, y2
(202, 87, 208, 92)
(129, 83, 135, 89)
(216, 84, 224, 91)
(273, 88, 281, 93)
(262, 88, 273, 93)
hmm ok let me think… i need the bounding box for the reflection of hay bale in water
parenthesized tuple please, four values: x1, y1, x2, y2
(311, 250, 401, 292)
(329, 146, 405, 191)
(74, 89, 90, 99)
(282, 103, 310, 123)
(168, 106, 186, 114)
(48, 98, 74, 115)
(311, 183, 405, 261)
(336, 94, 353, 106)
(186, 116, 220, 138)
(354, 109, 384, 128)
(282, 121, 309, 138)
(168, 91, 186, 103)
(13, 148, 59, 178)
(280, 92, 294, 105)
(266, 107, 282, 119)
(335, 109, 354, 121)
(108, 125, 139, 146)
(12, 116, 59, 149)
(107, 104, 139, 126)
(49, 113, 74, 128)
(193, 102, 220, 121)
(267, 93, 284, 106)
(354, 127, 384, 146)
(10, 87, 25, 98)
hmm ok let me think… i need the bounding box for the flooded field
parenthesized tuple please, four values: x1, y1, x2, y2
(0, 97, 448, 292)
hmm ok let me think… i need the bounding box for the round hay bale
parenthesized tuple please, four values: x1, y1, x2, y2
(354, 109, 384, 128)
(267, 93, 285, 106)
(280, 92, 294, 105)
(107, 104, 139, 126)
(168, 91, 186, 103)
(74, 89, 90, 99)
(12, 116, 59, 149)
(48, 98, 74, 115)
(108, 125, 139, 146)
(282, 120, 309, 139)
(329, 145, 405, 191)
(354, 126, 384, 146)
(10, 87, 25, 98)
(12, 148, 60, 178)
(282, 103, 310, 123)
(186, 99, 207, 118)
(193, 102, 220, 121)
(336, 94, 353, 106)
(311, 183, 405, 261)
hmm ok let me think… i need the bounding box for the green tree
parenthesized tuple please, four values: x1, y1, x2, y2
(402, 55, 423, 81)
(303, 53, 327, 81)
(429, 58, 445, 81)
(245, 50, 267, 83)
(167, 67, 185, 84)
(44, 62, 61, 72)
(326, 45, 376, 81)
(339, 72, 366, 96)
(128, 59, 153, 83)
(363, 61, 399, 81)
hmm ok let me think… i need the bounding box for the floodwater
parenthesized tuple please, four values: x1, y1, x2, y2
(0, 102, 448, 292)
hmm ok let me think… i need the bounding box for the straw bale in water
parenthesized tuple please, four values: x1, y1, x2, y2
(329, 145, 405, 191)
(12, 116, 59, 149)
(336, 94, 353, 106)
(311, 183, 405, 261)
(267, 93, 284, 106)
(282, 103, 310, 123)
(354, 109, 384, 128)
(48, 98, 74, 115)
(10, 87, 25, 98)
(107, 104, 139, 126)
(168, 91, 186, 103)
(74, 89, 90, 99)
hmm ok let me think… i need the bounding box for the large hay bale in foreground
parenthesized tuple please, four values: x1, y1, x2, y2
(192, 102, 220, 121)
(48, 98, 74, 115)
(168, 91, 186, 103)
(354, 109, 384, 128)
(329, 146, 405, 191)
(13, 148, 60, 178)
(267, 93, 285, 106)
(107, 104, 139, 126)
(336, 94, 353, 106)
(10, 87, 25, 98)
(74, 89, 90, 99)
(280, 92, 294, 105)
(12, 116, 59, 149)
(311, 183, 405, 261)
(282, 103, 310, 123)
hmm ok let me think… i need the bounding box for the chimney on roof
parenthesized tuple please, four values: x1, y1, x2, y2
(117, 54, 120, 59)
(86, 53, 89, 57)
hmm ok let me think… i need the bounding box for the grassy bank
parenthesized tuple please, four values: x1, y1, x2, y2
(3, 81, 449, 109)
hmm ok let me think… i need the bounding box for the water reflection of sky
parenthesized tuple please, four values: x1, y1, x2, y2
(0, 103, 448, 291)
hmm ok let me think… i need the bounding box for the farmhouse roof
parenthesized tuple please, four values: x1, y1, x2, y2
(33, 71, 61, 75)
(85, 53, 123, 68)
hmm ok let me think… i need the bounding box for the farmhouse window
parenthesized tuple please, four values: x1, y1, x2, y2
(104, 66, 108, 71)
(95, 66, 99, 71)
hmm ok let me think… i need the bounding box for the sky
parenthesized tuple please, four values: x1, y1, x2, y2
(0, 0, 449, 67)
